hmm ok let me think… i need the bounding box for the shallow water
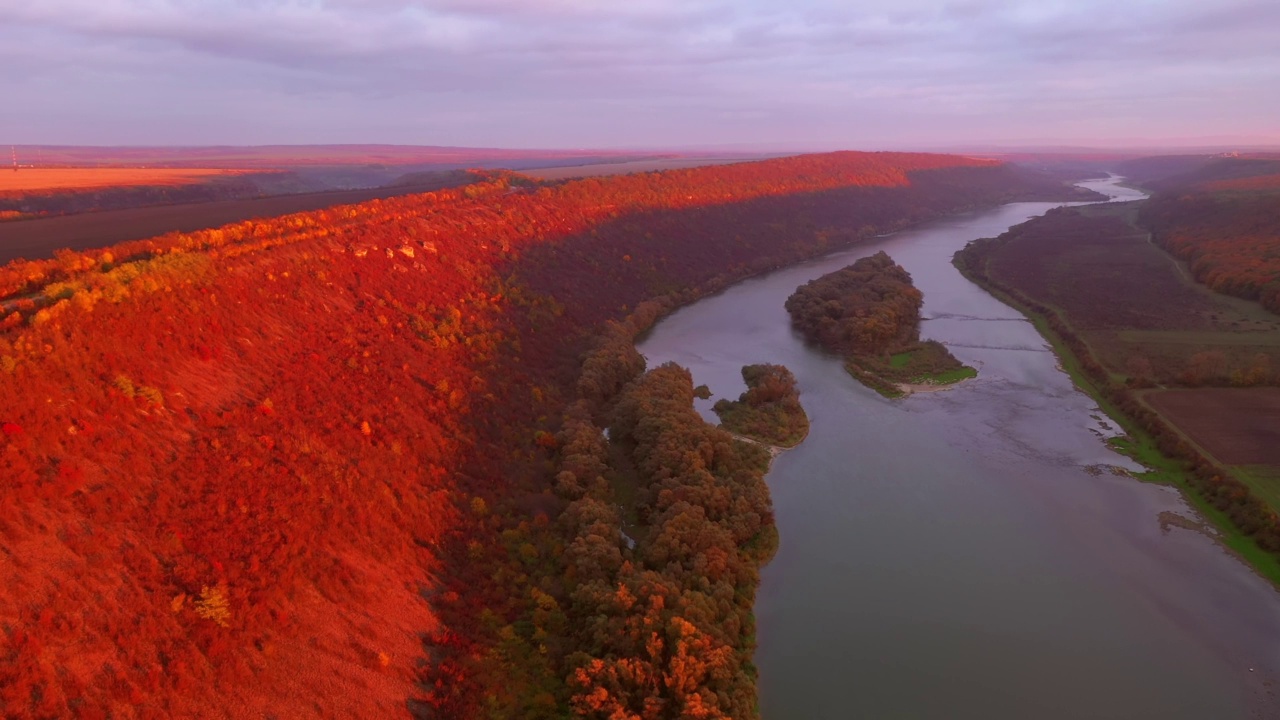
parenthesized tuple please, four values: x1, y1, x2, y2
(636, 178, 1280, 719)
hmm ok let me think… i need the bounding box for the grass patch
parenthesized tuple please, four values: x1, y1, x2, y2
(843, 362, 905, 398)
(1236, 466, 1280, 516)
(851, 340, 976, 392)
(925, 365, 978, 385)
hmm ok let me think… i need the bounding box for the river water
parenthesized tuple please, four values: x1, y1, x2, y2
(636, 178, 1280, 719)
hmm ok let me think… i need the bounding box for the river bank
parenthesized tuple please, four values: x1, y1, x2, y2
(725, 429, 808, 458)
(637, 176, 1280, 719)
(952, 198, 1280, 588)
(896, 377, 973, 395)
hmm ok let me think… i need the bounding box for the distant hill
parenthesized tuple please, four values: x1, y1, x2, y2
(1117, 153, 1280, 191)
(9, 144, 665, 169)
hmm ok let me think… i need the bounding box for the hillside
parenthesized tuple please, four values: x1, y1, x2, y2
(0, 144, 663, 219)
(0, 172, 479, 267)
(0, 152, 1082, 718)
(1140, 165, 1280, 315)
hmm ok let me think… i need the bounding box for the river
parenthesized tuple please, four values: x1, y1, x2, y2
(635, 177, 1280, 719)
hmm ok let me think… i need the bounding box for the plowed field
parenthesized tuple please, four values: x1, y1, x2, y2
(1143, 388, 1280, 466)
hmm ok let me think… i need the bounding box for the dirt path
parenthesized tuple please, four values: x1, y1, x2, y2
(1146, 231, 1194, 283)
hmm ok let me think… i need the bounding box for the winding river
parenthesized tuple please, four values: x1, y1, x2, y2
(636, 178, 1280, 719)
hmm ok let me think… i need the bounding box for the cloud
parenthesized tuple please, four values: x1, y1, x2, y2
(1, 0, 1277, 147)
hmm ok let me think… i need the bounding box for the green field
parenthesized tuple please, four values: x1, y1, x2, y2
(1237, 466, 1280, 515)
(925, 365, 979, 384)
(875, 341, 976, 386)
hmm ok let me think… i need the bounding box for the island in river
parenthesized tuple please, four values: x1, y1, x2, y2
(784, 251, 975, 397)
(713, 363, 810, 448)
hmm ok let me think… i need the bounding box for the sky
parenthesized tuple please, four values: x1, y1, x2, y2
(1, 0, 1278, 150)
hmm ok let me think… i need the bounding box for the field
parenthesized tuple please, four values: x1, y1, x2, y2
(1236, 467, 1280, 518)
(960, 194, 1280, 528)
(981, 201, 1280, 384)
(0, 167, 246, 194)
(1143, 388, 1280, 465)
(0, 178, 466, 264)
(1144, 388, 1280, 512)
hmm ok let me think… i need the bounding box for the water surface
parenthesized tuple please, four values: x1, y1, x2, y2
(636, 178, 1280, 719)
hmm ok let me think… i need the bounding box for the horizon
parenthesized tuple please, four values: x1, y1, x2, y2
(4, 1, 1278, 149)
(9, 139, 1280, 155)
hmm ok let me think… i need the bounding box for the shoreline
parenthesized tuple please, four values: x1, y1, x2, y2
(896, 376, 974, 396)
(724, 427, 809, 458)
(953, 227, 1280, 589)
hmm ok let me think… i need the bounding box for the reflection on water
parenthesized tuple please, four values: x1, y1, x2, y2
(637, 178, 1280, 720)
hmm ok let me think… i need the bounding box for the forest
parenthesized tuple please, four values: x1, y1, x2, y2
(0, 151, 1083, 718)
(785, 251, 973, 396)
(569, 363, 776, 719)
(712, 364, 810, 448)
(1141, 180, 1280, 316)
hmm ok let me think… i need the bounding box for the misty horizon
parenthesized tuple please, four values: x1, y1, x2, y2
(3, 0, 1278, 149)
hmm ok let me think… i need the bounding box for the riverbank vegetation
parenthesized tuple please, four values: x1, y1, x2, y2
(0, 151, 1087, 717)
(556, 363, 777, 718)
(785, 251, 974, 397)
(954, 178, 1280, 585)
(713, 364, 810, 447)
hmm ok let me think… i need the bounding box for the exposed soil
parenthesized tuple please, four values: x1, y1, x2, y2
(1143, 388, 1280, 466)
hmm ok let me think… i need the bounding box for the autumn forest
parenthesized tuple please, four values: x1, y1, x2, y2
(0, 152, 1090, 718)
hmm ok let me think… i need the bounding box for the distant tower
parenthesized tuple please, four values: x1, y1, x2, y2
(10, 146, 16, 172)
